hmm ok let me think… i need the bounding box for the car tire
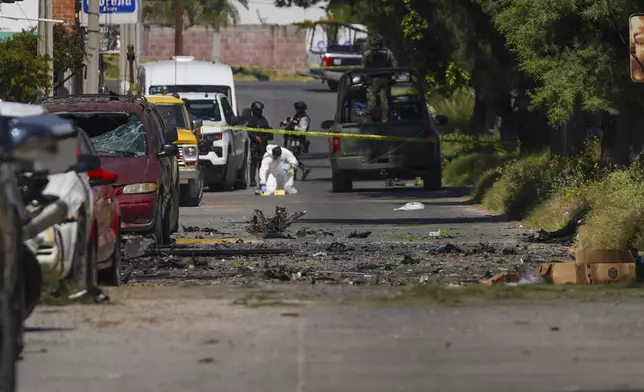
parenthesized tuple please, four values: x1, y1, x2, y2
(234, 146, 250, 190)
(153, 199, 164, 244)
(331, 171, 352, 193)
(161, 202, 173, 245)
(179, 168, 204, 207)
(422, 160, 442, 191)
(327, 80, 339, 92)
(71, 213, 95, 289)
(98, 223, 121, 286)
(22, 246, 42, 320)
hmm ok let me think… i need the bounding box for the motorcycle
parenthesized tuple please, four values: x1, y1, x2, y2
(279, 117, 310, 181)
(0, 113, 99, 392)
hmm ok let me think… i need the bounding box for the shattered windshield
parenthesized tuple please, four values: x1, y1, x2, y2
(156, 104, 189, 129)
(92, 120, 147, 157)
(186, 100, 222, 122)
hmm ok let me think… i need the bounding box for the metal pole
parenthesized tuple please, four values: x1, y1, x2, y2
(174, 0, 183, 56)
(119, 24, 127, 93)
(45, 0, 53, 95)
(37, 0, 46, 95)
(86, 0, 100, 93)
(73, 0, 84, 94)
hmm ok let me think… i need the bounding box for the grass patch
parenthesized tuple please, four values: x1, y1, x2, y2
(443, 151, 509, 186)
(428, 87, 475, 134)
(525, 186, 591, 231)
(471, 168, 502, 203)
(576, 162, 644, 249)
(39, 268, 89, 306)
(482, 152, 569, 220)
(370, 282, 644, 307)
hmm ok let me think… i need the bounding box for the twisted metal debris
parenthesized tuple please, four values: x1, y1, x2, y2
(247, 206, 307, 238)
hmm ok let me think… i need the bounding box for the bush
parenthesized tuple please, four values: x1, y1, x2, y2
(482, 153, 562, 219)
(428, 87, 474, 134)
(0, 31, 50, 101)
(443, 151, 508, 186)
(472, 168, 502, 203)
(525, 185, 591, 231)
(576, 163, 644, 250)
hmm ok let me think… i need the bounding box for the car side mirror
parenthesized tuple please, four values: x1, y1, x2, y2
(435, 115, 449, 125)
(191, 118, 203, 130)
(74, 154, 101, 173)
(88, 168, 118, 186)
(157, 143, 179, 158)
(163, 126, 178, 143)
(321, 120, 334, 130)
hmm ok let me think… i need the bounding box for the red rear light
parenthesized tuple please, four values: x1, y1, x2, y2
(331, 136, 341, 152)
(324, 56, 332, 68)
(425, 128, 437, 139)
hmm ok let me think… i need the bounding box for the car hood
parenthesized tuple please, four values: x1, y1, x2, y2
(175, 128, 197, 145)
(99, 156, 152, 185)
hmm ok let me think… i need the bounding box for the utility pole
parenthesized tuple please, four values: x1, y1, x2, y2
(37, 0, 53, 96)
(45, 0, 53, 94)
(86, 0, 100, 93)
(119, 24, 128, 93)
(174, 0, 183, 56)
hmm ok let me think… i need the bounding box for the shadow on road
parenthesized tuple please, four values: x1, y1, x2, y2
(25, 327, 75, 333)
(297, 216, 505, 225)
(353, 186, 471, 199)
(303, 87, 335, 93)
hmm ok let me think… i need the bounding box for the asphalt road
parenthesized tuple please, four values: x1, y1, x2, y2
(18, 82, 644, 392)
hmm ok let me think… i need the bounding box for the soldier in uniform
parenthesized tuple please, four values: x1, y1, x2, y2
(361, 33, 398, 122)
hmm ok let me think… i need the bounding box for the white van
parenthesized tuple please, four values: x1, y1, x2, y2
(138, 56, 238, 113)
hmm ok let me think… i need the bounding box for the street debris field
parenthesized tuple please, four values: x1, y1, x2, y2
(120, 206, 572, 291)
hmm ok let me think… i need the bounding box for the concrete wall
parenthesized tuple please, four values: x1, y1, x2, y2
(140, 24, 308, 72)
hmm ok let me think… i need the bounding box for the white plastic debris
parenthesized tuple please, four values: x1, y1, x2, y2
(394, 202, 424, 211)
(429, 229, 441, 237)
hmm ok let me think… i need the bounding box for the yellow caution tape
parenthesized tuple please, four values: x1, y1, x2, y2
(209, 124, 514, 146)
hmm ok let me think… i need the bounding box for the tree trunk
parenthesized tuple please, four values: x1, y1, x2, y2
(174, 0, 184, 56)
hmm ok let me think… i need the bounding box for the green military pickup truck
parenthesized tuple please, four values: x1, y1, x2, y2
(321, 68, 446, 192)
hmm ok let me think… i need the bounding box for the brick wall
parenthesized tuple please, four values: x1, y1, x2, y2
(141, 24, 308, 73)
(53, 0, 76, 23)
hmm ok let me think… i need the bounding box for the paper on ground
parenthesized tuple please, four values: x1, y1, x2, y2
(394, 202, 424, 211)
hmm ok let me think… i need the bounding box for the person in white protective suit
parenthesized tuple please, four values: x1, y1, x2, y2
(258, 145, 299, 195)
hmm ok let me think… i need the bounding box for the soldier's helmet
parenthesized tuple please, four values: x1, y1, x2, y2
(369, 33, 384, 47)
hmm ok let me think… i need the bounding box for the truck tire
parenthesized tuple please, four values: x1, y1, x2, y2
(234, 147, 250, 190)
(422, 160, 442, 190)
(331, 171, 352, 193)
(179, 168, 204, 207)
(327, 81, 338, 92)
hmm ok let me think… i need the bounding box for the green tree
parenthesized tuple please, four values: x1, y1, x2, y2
(485, 0, 644, 160)
(0, 31, 50, 101)
(53, 24, 86, 88)
(142, 0, 249, 30)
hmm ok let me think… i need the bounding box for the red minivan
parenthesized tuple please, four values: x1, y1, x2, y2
(42, 95, 180, 245)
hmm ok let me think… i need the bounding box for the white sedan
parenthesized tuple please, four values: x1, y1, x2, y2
(24, 132, 95, 289)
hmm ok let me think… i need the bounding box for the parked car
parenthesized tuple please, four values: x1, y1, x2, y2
(77, 130, 122, 285)
(180, 92, 250, 191)
(322, 68, 446, 192)
(298, 21, 368, 92)
(40, 95, 180, 245)
(146, 94, 204, 206)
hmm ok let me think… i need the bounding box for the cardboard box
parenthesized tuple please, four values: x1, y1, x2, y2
(574, 250, 635, 284)
(574, 250, 635, 265)
(586, 263, 635, 284)
(548, 262, 577, 284)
